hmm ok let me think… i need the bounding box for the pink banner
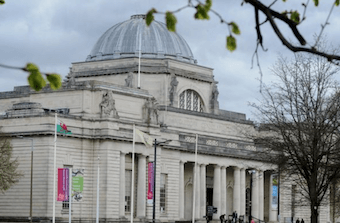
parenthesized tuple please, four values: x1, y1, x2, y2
(57, 168, 69, 201)
(147, 162, 154, 202)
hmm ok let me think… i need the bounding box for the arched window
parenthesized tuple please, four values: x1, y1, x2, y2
(179, 89, 204, 112)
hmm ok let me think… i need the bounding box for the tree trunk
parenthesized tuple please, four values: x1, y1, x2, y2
(310, 170, 319, 223)
(311, 205, 319, 223)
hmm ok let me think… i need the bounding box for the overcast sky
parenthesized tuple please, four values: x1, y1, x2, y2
(0, 0, 339, 120)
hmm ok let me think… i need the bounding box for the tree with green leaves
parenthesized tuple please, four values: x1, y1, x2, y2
(0, 133, 22, 193)
(146, 0, 340, 63)
(251, 47, 340, 223)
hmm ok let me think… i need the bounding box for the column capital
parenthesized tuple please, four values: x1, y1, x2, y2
(221, 166, 227, 170)
(214, 164, 221, 168)
(233, 166, 240, 170)
(120, 151, 127, 155)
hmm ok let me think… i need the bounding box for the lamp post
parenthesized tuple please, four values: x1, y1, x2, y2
(152, 139, 171, 223)
(18, 136, 34, 223)
(248, 170, 255, 223)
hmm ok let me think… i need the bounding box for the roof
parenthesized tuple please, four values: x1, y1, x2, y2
(86, 15, 196, 64)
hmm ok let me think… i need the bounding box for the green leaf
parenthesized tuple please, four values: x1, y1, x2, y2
(226, 35, 237, 52)
(282, 0, 286, 2)
(281, 11, 288, 18)
(230, 22, 240, 35)
(26, 63, 46, 91)
(313, 0, 319, 6)
(335, 0, 340, 6)
(0, 0, 5, 5)
(195, 4, 210, 20)
(46, 74, 62, 90)
(165, 12, 177, 32)
(205, 0, 212, 11)
(146, 8, 157, 26)
(290, 10, 300, 23)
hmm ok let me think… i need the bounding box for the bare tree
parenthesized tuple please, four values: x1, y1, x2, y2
(0, 133, 21, 193)
(251, 50, 340, 223)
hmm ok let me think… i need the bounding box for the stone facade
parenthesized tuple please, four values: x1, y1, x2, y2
(0, 15, 333, 223)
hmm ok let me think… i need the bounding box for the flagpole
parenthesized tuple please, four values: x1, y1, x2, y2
(53, 112, 57, 223)
(192, 134, 198, 223)
(137, 31, 141, 89)
(69, 168, 72, 223)
(131, 124, 136, 223)
(96, 157, 100, 223)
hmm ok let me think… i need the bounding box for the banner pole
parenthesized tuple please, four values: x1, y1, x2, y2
(53, 112, 57, 223)
(192, 134, 198, 223)
(96, 157, 100, 223)
(69, 168, 72, 223)
(131, 124, 136, 223)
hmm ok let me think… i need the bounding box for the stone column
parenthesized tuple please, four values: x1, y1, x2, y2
(136, 154, 146, 218)
(194, 163, 201, 219)
(213, 165, 221, 219)
(119, 152, 126, 217)
(179, 161, 185, 219)
(240, 168, 246, 216)
(233, 166, 241, 215)
(221, 166, 227, 215)
(252, 170, 259, 220)
(259, 170, 264, 221)
(200, 164, 207, 218)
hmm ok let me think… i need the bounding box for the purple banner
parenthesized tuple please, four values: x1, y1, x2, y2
(147, 162, 154, 204)
(57, 168, 69, 201)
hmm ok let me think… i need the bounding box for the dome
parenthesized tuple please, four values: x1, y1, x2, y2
(86, 15, 196, 64)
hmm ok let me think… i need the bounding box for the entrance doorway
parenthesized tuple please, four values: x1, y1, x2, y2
(207, 188, 213, 206)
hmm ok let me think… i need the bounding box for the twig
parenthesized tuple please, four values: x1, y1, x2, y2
(314, 2, 336, 48)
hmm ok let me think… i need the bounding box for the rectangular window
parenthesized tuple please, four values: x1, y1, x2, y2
(160, 174, 167, 214)
(125, 170, 132, 213)
(62, 165, 72, 210)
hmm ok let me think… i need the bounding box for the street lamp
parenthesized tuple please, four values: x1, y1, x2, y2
(17, 136, 34, 223)
(152, 139, 171, 223)
(248, 170, 256, 223)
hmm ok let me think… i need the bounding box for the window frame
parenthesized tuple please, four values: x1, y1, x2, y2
(179, 89, 204, 112)
(160, 173, 167, 214)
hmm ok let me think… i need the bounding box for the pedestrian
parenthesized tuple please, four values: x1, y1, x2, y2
(220, 214, 225, 223)
(296, 218, 300, 223)
(301, 219, 304, 223)
(251, 219, 255, 223)
(232, 211, 237, 223)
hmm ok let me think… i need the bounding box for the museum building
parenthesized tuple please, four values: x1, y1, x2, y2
(0, 15, 330, 223)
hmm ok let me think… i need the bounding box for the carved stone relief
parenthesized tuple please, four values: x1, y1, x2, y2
(99, 90, 119, 118)
(125, 72, 134, 88)
(143, 97, 159, 125)
(169, 73, 178, 106)
(210, 82, 219, 114)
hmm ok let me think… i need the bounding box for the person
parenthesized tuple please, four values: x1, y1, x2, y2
(250, 219, 255, 223)
(219, 214, 225, 223)
(232, 211, 237, 223)
(301, 219, 304, 223)
(296, 218, 300, 223)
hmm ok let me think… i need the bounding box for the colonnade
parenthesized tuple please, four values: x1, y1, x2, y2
(178, 161, 276, 222)
(119, 152, 148, 218)
(118, 152, 276, 222)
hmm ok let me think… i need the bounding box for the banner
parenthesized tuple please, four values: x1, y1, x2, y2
(72, 169, 84, 202)
(147, 162, 154, 204)
(57, 168, 69, 201)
